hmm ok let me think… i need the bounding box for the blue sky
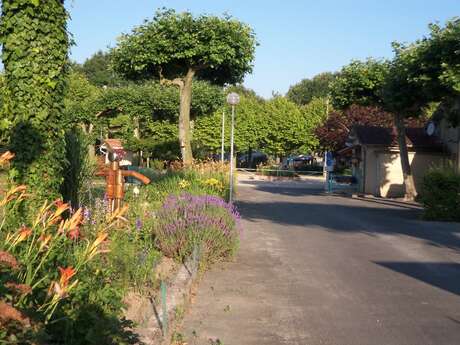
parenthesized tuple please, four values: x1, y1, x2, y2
(67, 0, 459, 98)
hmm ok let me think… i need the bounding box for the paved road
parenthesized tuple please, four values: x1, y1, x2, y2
(179, 179, 460, 345)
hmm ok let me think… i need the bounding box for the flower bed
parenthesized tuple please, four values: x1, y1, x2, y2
(0, 157, 241, 344)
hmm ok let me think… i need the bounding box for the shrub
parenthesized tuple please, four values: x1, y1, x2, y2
(150, 159, 165, 171)
(420, 167, 460, 221)
(154, 193, 241, 267)
(257, 164, 297, 177)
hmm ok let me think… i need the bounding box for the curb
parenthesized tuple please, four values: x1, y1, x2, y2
(124, 255, 200, 345)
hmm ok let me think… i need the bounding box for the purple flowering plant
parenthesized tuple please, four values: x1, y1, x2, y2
(154, 193, 242, 265)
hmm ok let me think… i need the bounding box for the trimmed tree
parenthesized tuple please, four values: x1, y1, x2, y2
(287, 72, 336, 106)
(328, 58, 430, 198)
(380, 19, 460, 198)
(111, 9, 256, 165)
(0, 0, 70, 200)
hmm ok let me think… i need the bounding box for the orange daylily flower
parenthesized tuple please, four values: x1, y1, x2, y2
(47, 200, 69, 226)
(58, 266, 76, 288)
(17, 226, 32, 243)
(0, 151, 15, 165)
(68, 227, 80, 240)
(38, 234, 52, 251)
(0, 185, 27, 207)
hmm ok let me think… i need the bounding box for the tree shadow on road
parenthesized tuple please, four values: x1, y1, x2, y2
(236, 185, 460, 251)
(374, 262, 460, 296)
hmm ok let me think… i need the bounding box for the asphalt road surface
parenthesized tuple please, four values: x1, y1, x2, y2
(179, 178, 460, 345)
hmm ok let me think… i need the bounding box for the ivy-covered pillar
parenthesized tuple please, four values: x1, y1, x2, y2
(0, 0, 69, 200)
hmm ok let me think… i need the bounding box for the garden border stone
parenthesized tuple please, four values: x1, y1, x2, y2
(124, 255, 200, 345)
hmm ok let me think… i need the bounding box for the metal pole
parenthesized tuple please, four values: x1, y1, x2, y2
(221, 109, 225, 163)
(229, 105, 235, 204)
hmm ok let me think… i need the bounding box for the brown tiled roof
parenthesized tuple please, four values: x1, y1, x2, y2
(104, 139, 124, 150)
(353, 125, 443, 148)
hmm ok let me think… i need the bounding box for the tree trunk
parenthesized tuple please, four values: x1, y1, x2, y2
(178, 68, 195, 166)
(394, 113, 417, 200)
(81, 123, 96, 161)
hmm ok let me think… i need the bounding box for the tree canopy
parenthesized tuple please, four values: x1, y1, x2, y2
(330, 59, 389, 110)
(111, 9, 257, 85)
(72, 51, 125, 87)
(287, 72, 336, 105)
(111, 9, 257, 164)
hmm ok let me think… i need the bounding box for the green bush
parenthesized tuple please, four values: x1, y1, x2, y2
(420, 168, 460, 221)
(257, 164, 297, 177)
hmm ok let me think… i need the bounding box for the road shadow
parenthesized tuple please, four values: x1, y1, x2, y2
(238, 180, 325, 197)
(374, 262, 460, 296)
(236, 185, 460, 251)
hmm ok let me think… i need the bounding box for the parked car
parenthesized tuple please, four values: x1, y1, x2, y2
(283, 155, 313, 170)
(237, 151, 267, 169)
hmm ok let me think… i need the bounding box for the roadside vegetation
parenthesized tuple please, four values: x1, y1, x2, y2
(419, 167, 460, 222)
(0, 152, 237, 344)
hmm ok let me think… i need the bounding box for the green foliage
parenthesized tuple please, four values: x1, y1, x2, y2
(420, 167, 460, 222)
(0, 188, 141, 344)
(262, 97, 319, 156)
(61, 127, 96, 209)
(111, 9, 257, 85)
(65, 71, 102, 127)
(257, 164, 296, 177)
(72, 50, 126, 87)
(93, 81, 223, 159)
(111, 9, 256, 163)
(382, 18, 460, 118)
(287, 72, 336, 105)
(330, 59, 389, 110)
(0, 0, 70, 201)
(193, 93, 266, 155)
(194, 93, 324, 158)
(301, 96, 329, 128)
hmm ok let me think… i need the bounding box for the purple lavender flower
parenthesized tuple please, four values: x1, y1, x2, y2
(83, 207, 91, 222)
(135, 218, 143, 230)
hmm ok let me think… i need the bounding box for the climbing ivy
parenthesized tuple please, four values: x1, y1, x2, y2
(0, 0, 70, 200)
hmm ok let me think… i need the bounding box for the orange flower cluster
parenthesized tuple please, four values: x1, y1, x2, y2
(0, 151, 14, 166)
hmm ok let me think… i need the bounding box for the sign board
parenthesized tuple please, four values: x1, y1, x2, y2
(324, 152, 334, 172)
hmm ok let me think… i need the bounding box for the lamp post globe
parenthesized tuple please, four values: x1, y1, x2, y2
(226, 92, 240, 106)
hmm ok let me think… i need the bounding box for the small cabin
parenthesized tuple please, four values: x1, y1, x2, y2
(338, 126, 448, 198)
(100, 139, 133, 167)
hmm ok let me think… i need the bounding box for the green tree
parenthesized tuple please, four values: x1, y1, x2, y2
(301, 96, 329, 128)
(287, 72, 336, 105)
(111, 9, 257, 165)
(73, 51, 126, 87)
(330, 19, 460, 199)
(262, 97, 318, 157)
(64, 72, 102, 149)
(194, 92, 267, 158)
(0, 0, 70, 200)
(330, 59, 389, 109)
(380, 20, 460, 198)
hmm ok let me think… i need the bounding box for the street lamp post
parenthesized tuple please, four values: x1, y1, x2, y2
(221, 109, 225, 163)
(226, 92, 240, 204)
